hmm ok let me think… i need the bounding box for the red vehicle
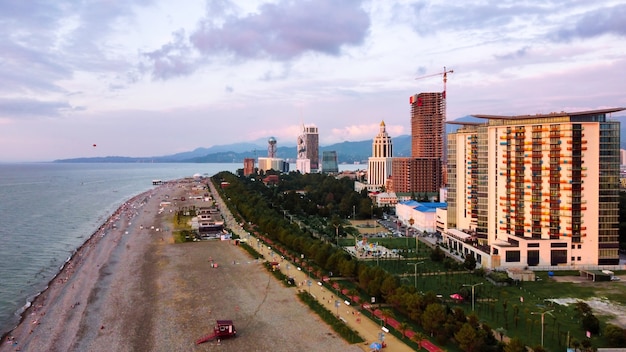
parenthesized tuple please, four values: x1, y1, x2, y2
(195, 320, 237, 344)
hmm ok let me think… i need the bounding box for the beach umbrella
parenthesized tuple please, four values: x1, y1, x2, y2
(450, 293, 464, 301)
(369, 341, 382, 350)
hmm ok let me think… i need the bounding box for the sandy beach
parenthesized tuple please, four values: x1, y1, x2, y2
(1, 179, 361, 352)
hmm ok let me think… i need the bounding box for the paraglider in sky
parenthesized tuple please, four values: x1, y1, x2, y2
(93, 144, 97, 147)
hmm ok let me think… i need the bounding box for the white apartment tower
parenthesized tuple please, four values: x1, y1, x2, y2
(447, 108, 623, 269)
(367, 121, 393, 189)
(296, 124, 319, 173)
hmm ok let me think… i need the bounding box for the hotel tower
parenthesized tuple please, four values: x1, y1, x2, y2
(367, 121, 393, 188)
(446, 108, 623, 268)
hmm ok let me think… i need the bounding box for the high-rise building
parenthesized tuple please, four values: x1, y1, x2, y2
(296, 124, 319, 173)
(391, 158, 442, 195)
(409, 92, 446, 186)
(243, 158, 255, 176)
(321, 151, 339, 173)
(446, 108, 624, 268)
(367, 121, 393, 188)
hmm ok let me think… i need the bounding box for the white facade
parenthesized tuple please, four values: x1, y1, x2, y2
(374, 192, 398, 207)
(296, 124, 319, 173)
(395, 200, 447, 233)
(367, 121, 393, 189)
(296, 158, 311, 174)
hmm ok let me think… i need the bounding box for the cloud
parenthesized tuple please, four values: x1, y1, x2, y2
(191, 0, 370, 59)
(406, 1, 545, 35)
(142, 0, 370, 80)
(552, 4, 626, 42)
(0, 98, 73, 119)
(142, 29, 199, 80)
(494, 46, 531, 60)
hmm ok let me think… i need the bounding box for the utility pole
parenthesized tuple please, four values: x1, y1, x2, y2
(407, 262, 424, 288)
(462, 282, 483, 312)
(531, 310, 554, 347)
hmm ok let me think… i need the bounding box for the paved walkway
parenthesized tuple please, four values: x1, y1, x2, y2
(209, 180, 443, 352)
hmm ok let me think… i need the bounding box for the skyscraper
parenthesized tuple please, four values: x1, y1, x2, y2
(296, 124, 319, 173)
(446, 108, 624, 268)
(321, 151, 339, 173)
(409, 92, 446, 186)
(367, 121, 393, 188)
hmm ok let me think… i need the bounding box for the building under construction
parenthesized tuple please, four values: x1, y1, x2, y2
(410, 92, 446, 160)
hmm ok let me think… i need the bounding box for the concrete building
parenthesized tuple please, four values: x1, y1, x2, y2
(410, 92, 446, 186)
(367, 121, 394, 189)
(243, 158, 255, 176)
(395, 200, 447, 233)
(446, 108, 624, 269)
(390, 157, 442, 195)
(321, 150, 339, 173)
(257, 157, 289, 173)
(296, 124, 319, 173)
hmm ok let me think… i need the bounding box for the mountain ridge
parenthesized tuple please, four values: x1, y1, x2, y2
(54, 115, 626, 163)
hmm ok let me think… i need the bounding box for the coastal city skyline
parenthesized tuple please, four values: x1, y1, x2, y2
(1, 0, 625, 162)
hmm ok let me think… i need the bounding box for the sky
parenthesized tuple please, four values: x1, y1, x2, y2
(1, 0, 625, 162)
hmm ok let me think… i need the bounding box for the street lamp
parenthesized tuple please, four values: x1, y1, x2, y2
(407, 218, 419, 260)
(531, 310, 554, 347)
(408, 217, 415, 258)
(407, 262, 424, 288)
(462, 282, 484, 312)
(334, 223, 340, 247)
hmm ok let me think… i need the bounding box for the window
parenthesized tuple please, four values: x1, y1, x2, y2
(506, 251, 521, 262)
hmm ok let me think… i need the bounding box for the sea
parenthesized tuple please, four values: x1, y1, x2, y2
(0, 162, 363, 337)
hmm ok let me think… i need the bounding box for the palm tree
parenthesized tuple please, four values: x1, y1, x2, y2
(381, 308, 394, 326)
(412, 331, 426, 350)
(398, 322, 409, 339)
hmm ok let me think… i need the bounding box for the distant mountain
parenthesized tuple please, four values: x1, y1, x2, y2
(53, 114, 626, 163)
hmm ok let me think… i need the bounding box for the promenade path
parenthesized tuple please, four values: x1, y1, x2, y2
(209, 180, 443, 352)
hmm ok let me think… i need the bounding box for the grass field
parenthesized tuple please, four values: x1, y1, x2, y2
(341, 238, 626, 351)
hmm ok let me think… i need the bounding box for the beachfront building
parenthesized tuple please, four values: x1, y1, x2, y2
(395, 200, 447, 234)
(257, 157, 289, 173)
(296, 124, 319, 173)
(367, 121, 394, 190)
(445, 108, 624, 269)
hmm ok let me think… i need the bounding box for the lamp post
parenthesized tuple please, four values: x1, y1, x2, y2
(334, 224, 340, 247)
(407, 261, 424, 288)
(409, 218, 415, 258)
(531, 310, 554, 347)
(462, 282, 484, 312)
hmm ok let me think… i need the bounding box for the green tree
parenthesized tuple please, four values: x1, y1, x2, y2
(422, 303, 446, 337)
(411, 331, 427, 350)
(381, 308, 394, 326)
(504, 337, 526, 352)
(455, 323, 484, 352)
(605, 324, 626, 346)
(463, 253, 477, 271)
(398, 322, 409, 339)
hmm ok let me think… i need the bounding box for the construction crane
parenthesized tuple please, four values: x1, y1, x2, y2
(415, 66, 454, 98)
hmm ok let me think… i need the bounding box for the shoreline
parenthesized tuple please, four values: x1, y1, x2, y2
(2, 178, 360, 352)
(0, 185, 158, 350)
